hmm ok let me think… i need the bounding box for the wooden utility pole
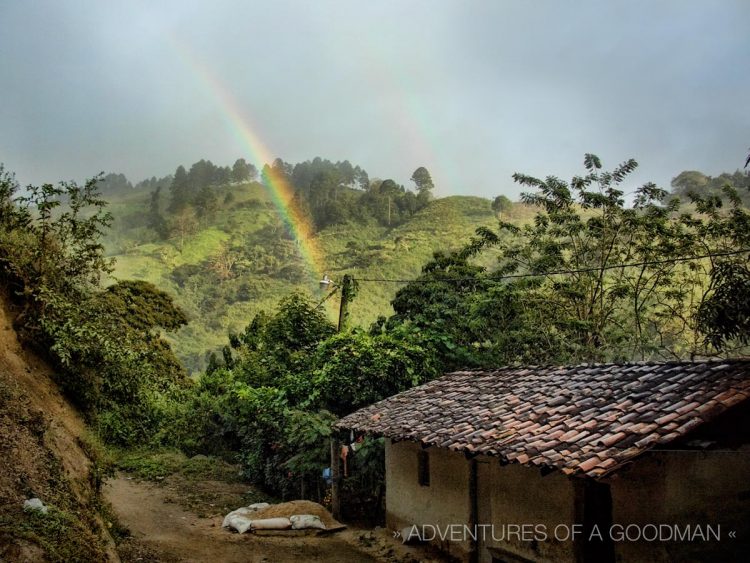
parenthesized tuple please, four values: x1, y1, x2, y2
(337, 274, 353, 332)
(331, 274, 354, 519)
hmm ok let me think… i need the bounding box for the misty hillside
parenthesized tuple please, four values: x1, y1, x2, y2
(100, 160, 750, 373)
(102, 178, 516, 372)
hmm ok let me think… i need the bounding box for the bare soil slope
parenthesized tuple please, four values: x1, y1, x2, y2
(0, 296, 119, 562)
(0, 293, 443, 562)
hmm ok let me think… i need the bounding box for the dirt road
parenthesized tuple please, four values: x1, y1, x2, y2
(105, 475, 381, 563)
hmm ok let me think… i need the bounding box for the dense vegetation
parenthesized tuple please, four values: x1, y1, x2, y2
(0, 165, 188, 446)
(1, 152, 748, 533)
(103, 156, 494, 372)
(386, 155, 750, 368)
(166, 292, 439, 513)
(0, 156, 483, 520)
(150, 154, 749, 517)
(671, 169, 750, 206)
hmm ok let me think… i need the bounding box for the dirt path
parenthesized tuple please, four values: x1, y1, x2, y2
(105, 475, 380, 563)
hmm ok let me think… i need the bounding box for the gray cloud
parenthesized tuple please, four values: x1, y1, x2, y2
(1, 0, 747, 198)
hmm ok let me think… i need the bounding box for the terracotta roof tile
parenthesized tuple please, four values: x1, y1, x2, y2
(615, 434, 642, 449)
(335, 359, 750, 477)
(597, 432, 627, 447)
(578, 456, 603, 473)
(655, 412, 680, 425)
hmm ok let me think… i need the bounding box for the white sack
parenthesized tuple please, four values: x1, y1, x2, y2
(225, 513, 254, 534)
(250, 517, 292, 530)
(222, 507, 257, 531)
(290, 514, 326, 530)
(23, 498, 48, 514)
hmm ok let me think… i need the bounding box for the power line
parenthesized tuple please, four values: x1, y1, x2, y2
(350, 248, 750, 284)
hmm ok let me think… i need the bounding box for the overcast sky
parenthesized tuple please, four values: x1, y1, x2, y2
(1, 1, 747, 199)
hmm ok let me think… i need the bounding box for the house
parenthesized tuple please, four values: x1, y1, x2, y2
(335, 360, 750, 563)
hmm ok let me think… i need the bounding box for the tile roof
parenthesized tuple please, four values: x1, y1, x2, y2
(335, 360, 750, 477)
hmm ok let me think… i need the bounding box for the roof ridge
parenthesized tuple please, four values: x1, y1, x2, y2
(448, 357, 750, 374)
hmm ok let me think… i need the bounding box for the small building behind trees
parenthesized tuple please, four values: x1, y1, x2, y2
(336, 360, 750, 563)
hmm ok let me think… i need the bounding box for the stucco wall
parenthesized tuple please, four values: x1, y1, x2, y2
(478, 456, 577, 563)
(385, 443, 576, 562)
(385, 442, 749, 563)
(385, 439, 472, 560)
(607, 448, 750, 562)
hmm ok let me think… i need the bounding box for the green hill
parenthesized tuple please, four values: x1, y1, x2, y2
(103, 182, 515, 372)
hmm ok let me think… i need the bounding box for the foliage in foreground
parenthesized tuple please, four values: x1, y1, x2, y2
(0, 164, 189, 446)
(388, 154, 750, 366)
(174, 292, 438, 510)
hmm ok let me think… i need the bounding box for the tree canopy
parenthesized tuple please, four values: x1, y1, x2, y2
(385, 154, 750, 368)
(671, 169, 750, 207)
(410, 166, 434, 194)
(491, 194, 512, 215)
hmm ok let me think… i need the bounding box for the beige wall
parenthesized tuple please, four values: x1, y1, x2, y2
(607, 447, 750, 563)
(478, 456, 577, 563)
(385, 439, 472, 561)
(385, 442, 576, 562)
(385, 442, 749, 563)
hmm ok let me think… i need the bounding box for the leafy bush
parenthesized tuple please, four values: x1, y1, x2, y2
(178, 291, 440, 506)
(0, 165, 189, 447)
(307, 329, 438, 416)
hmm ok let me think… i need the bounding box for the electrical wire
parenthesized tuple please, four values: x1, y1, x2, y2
(348, 247, 750, 284)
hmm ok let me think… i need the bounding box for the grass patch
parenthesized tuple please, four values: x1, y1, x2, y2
(180, 454, 242, 482)
(114, 449, 242, 483)
(114, 449, 186, 480)
(0, 506, 106, 563)
(176, 228, 230, 265)
(111, 255, 165, 283)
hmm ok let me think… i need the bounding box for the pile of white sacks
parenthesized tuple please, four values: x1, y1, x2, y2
(222, 503, 327, 534)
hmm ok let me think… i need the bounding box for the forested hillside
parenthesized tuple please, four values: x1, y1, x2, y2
(101, 157, 509, 372)
(22, 152, 734, 377)
(99, 156, 750, 372)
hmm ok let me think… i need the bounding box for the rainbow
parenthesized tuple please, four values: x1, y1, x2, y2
(168, 37, 327, 288)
